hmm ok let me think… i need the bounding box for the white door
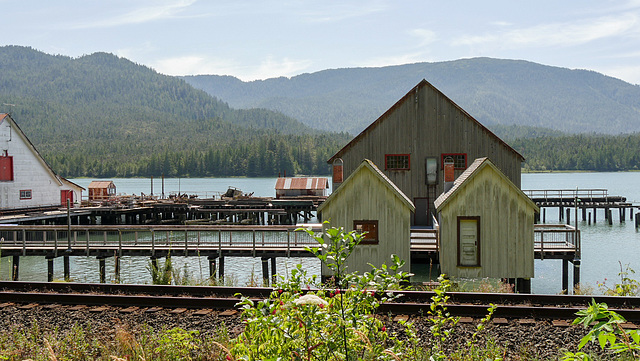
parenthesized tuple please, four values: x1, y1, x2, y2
(459, 218, 479, 266)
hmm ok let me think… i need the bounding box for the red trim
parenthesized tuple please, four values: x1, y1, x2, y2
(385, 154, 410, 170)
(19, 189, 32, 200)
(441, 153, 467, 170)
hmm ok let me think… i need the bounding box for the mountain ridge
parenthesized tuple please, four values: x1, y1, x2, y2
(182, 58, 640, 135)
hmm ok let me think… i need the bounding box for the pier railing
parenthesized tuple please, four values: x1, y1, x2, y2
(0, 225, 323, 257)
(0, 223, 578, 258)
(523, 189, 609, 200)
(534, 224, 580, 258)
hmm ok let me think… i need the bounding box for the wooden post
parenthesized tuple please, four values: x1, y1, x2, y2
(218, 256, 225, 280)
(47, 257, 54, 282)
(63, 255, 70, 281)
(208, 256, 217, 280)
(559, 206, 564, 221)
(11, 255, 19, 281)
(566, 208, 571, 225)
(620, 208, 625, 223)
(562, 259, 569, 294)
(262, 257, 269, 286)
(99, 258, 106, 283)
(635, 212, 640, 229)
(114, 255, 121, 283)
(542, 208, 546, 223)
(593, 207, 597, 223)
(582, 207, 586, 222)
(271, 257, 277, 285)
(608, 209, 613, 225)
(573, 259, 581, 291)
(588, 212, 591, 225)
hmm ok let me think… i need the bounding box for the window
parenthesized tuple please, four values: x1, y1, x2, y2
(385, 154, 410, 170)
(441, 153, 467, 170)
(0, 155, 13, 181)
(354, 220, 379, 244)
(19, 190, 32, 200)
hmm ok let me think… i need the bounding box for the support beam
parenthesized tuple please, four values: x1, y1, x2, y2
(271, 257, 277, 285)
(562, 259, 569, 294)
(262, 257, 270, 286)
(47, 257, 54, 282)
(99, 258, 106, 283)
(63, 255, 70, 282)
(11, 255, 19, 281)
(114, 255, 121, 283)
(218, 256, 225, 281)
(573, 259, 581, 291)
(208, 256, 217, 280)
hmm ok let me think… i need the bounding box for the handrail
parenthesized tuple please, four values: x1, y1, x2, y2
(522, 189, 609, 199)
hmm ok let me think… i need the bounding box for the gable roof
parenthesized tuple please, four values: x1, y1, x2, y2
(328, 79, 524, 163)
(89, 181, 116, 189)
(275, 177, 328, 191)
(434, 157, 537, 212)
(0, 113, 84, 191)
(318, 159, 415, 213)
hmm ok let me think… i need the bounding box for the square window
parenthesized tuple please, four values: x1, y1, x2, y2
(441, 153, 467, 170)
(385, 154, 410, 170)
(19, 190, 32, 200)
(354, 220, 379, 244)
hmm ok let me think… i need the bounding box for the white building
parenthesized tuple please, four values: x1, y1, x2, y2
(0, 113, 83, 209)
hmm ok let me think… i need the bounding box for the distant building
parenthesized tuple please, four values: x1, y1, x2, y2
(434, 157, 538, 292)
(88, 181, 116, 201)
(0, 114, 83, 209)
(318, 159, 414, 276)
(328, 79, 524, 226)
(275, 177, 328, 198)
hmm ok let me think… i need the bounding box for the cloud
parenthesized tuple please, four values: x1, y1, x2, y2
(598, 64, 640, 85)
(153, 55, 312, 80)
(71, 0, 198, 29)
(303, 1, 387, 23)
(453, 13, 639, 48)
(410, 28, 437, 47)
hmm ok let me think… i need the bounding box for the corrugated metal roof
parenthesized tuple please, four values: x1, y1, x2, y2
(275, 177, 328, 190)
(88, 181, 116, 189)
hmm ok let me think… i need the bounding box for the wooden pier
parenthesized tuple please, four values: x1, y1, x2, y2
(0, 223, 579, 290)
(523, 189, 637, 225)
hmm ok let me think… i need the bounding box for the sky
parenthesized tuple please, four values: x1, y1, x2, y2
(3, 0, 640, 85)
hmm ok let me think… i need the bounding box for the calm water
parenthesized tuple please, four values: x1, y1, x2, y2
(1, 173, 638, 294)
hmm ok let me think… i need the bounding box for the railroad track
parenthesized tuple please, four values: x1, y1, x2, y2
(2, 281, 640, 322)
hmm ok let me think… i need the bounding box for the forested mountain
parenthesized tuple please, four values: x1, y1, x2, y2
(183, 58, 640, 136)
(0, 46, 350, 178)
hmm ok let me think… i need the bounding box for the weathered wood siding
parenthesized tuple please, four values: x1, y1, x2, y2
(333, 81, 522, 221)
(319, 163, 412, 276)
(438, 165, 535, 279)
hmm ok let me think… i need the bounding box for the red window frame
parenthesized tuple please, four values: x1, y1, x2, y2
(441, 153, 467, 170)
(19, 190, 32, 200)
(385, 154, 410, 170)
(354, 220, 379, 245)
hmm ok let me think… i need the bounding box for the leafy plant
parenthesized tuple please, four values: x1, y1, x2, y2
(598, 262, 640, 297)
(562, 299, 640, 360)
(230, 222, 419, 361)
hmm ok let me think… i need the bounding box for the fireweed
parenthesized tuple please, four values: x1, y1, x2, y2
(230, 222, 420, 361)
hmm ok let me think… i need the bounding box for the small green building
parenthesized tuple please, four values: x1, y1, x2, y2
(318, 159, 415, 277)
(434, 157, 538, 292)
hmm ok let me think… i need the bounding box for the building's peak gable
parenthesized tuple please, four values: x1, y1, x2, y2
(434, 157, 537, 212)
(328, 79, 523, 163)
(319, 159, 415, 213)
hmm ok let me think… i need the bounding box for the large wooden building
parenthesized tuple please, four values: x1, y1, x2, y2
(434, 157, 538, 291)
(0, 114, 83, 209)
(328, 79, 524, 226)
(318, 159, 414, 276)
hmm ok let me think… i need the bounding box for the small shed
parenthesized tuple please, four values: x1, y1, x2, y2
(275, 177, 328, 198)
(88, 181, 116, 201)
(434, 157, 538, 288)
(317, 159, 415, 276)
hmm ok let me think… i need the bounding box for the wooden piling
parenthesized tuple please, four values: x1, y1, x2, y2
(566, 208, 571, 225)
(573, 259, 581, 291)
(635, 212, 640, 229)
(47, 257, 54, 282)
(559, 206, 564, 221)
(218, 256, 225, 280)
(593, 207, 597, 223)
(271, 257, 277, 285)
(261, 257, 269, 286)
(608, 209, 613, 225)
(12, 255, 19, 281)
(582, 207, 586, 221)
(114, 255, 121, 283)
(543, 208, 546, 223)
(562, 259, 569, 294)
(99, 258, 106, 283)
(208, 256, 216, 280)
(588, 212, 591, 225)
(63, 255, 70, 281)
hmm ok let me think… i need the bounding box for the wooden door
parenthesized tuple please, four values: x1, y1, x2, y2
(61, 190, 73, 206)
(458, 217, 480, 266)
